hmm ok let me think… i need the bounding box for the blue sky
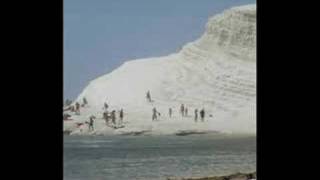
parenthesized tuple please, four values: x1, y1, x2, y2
(64, 0, 256, 100)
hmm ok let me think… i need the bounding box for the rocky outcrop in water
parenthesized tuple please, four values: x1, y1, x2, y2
(167, 172, 256, 180)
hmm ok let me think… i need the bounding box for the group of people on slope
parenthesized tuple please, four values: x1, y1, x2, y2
(180, 104, 188, 117)
(68, 89, 210, 132)
(83, 101, 125, 132)
(148, 91, 207, 122)
(152, 105, 206, 122)
(194, 108, 206, 122)
(146, 91, 205, 122)
(64, 97, 88, 115)
(102, 102, 124, 127)
(63, 97, 88, 120)
(180, 104, 206, 122)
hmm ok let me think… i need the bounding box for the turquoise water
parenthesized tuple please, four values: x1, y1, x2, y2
(64, 134, 256, 180)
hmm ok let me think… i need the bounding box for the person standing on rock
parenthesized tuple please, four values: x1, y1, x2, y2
(83, 97, 88, 106)
(104, 102, 109, 110)
(200, 108, 205, 122)
(146, 91, 151, 102)
(169, 108, 172, 118)
(180, 104, 185, 117)
(119, 109, 124, 124)
(194, 109, 198, 122)
(88, 115, 95, 131)
(111, 110, 116, 125)
(152, 107, 158, 121)
(75, 102, 80, 115)
(103, 110, 109, 125)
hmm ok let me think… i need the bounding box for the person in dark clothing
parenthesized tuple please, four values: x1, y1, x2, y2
(88, 115, 95, 131)
(75, 102, 80, 115)
(119, 109, 124, 124)
(83, 97, 88, 105)
(200, 109, 205, 122)
(185, 107, 188, 116)
(169, 108, 172, 118)
(111, 110, 116, 125)
(103, 111, 107, 119)
(194, 109, 198, 122)
(146, 91, 151, 102)
(152, 107, 158, 121)
(180, 104, 185, 117)
(104, 102, 109, 110)
(103, 110, 109, 125)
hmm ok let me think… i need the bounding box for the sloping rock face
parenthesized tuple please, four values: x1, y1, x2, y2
(194, 4, 256, 61)
(65, 4, 256, 135)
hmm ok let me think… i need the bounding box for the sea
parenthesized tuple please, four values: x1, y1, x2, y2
(64, 134, 256, 180)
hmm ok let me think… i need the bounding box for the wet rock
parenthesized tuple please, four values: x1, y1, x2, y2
(167, 172, 256, 180)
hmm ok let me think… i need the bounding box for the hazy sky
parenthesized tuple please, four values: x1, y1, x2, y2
(64, 0, 256, 100)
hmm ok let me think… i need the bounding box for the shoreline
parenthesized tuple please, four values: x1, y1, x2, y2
(167, 172, 256, 180)
(63, 130, 256, 137)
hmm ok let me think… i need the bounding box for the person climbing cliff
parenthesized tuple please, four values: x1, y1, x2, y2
(82, 97, 88, 106)
(146, 91, 152, 102)
(180, 104, 185, 117)
(169, 108, 172, 118)
(103, 110, 109, 125)
(200, 108, 205, 122)
(111, 110, 116, 125)
(75, 102, 80, 115)
(104, 102, 109, 109)
(119, 109, 124, 124)
(88, 115, 96, 131)
(194, 109, 198, 122)
(152, 107, 158, 121)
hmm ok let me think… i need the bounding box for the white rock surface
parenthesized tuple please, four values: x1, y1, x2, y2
(64, 4, 256, 135)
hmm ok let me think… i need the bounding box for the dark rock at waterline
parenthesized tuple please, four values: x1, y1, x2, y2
(120, 130, 150, 136)
(175, 131, 208, 136)
(228, 172, 249, 180)
(167, 172, 256, 180)
(175, 130, 220, 136)
(63, 130, 72, 135)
